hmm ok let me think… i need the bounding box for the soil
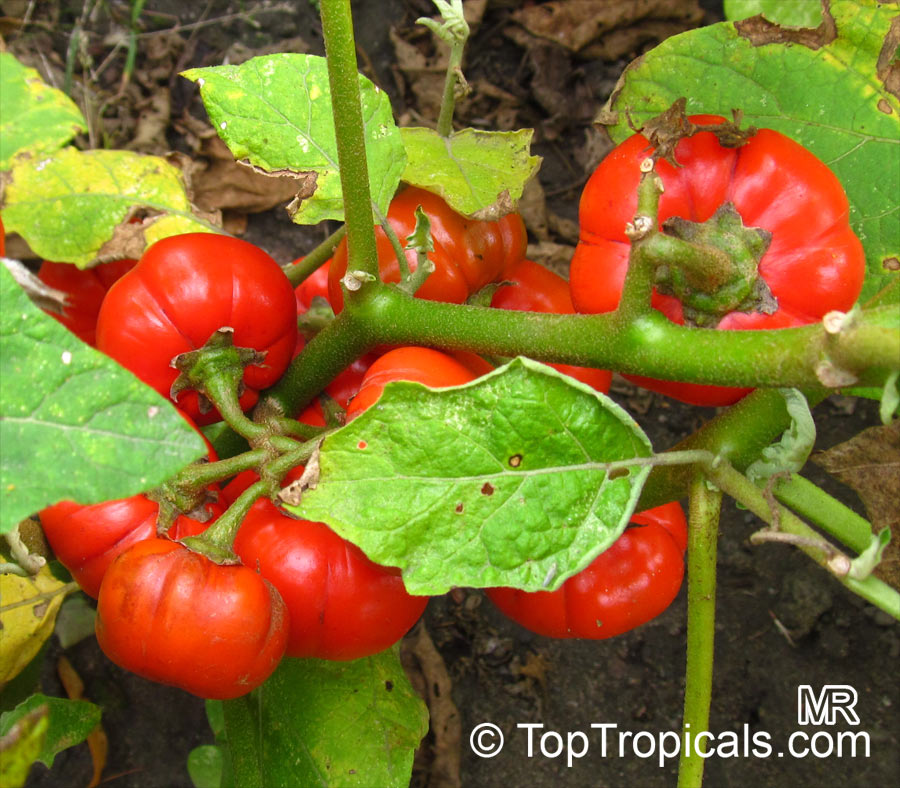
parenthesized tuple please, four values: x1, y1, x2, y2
(8, 1, 898, 787)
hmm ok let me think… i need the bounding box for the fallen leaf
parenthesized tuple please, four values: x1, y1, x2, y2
(402, 623, 461, 788)
(813, 420, 900, 589)
(510, 0, 703, 56)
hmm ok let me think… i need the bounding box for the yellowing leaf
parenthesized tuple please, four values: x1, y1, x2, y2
(0, 564, 70, 686)
(0, 53, 86, 170)
(1, 147, 218, 266)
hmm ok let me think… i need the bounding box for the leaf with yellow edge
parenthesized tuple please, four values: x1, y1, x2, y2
(0, 563, 72, 686)
(400, 127, 541, 219)
(0, 52, 86, 170)
(0, 148, 219, 267)
(0, 704, 48, 788)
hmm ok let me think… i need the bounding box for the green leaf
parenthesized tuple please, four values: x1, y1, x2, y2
(0, 53, 86, 170)
(182, 53, 406, 224)
(0, 704, 46, 788)
(0, 263, 207, 532)
(600, 0, 900, 301)
(746, 388, 816, 484)
(221, 651, 428, 788)
(400, 127, 541, 218)
(0, 694, 100, 770)
(188, 745, 224, 788)
(53, 594, 96, 650)
(289, 358, 653, 595)
(723, 0, 824, 26)
(1, 147, 217, 266)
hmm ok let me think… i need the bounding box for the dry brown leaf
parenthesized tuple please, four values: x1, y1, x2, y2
(581, 18, 703, 60)
(526, 240, 576, 272)
(125, 87, 171, 154)
(813, 420, 900, 589)
(402, 622, 461, 788)
(511, 650, 552, 692)
(518, 177, 551, 242)
(510, 0, 703, 55)
(173, 127, 308, 215)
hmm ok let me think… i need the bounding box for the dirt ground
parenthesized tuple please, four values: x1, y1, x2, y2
(9, 1, 898, 786)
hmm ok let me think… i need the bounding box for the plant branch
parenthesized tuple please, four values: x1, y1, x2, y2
(257, 282, 897, 434)
(320, 0, 380, 285)
(678, 471, 721, 788)
(282, 225, 345, 287)
(772, 473, 874, 555)
(704, 460, 900, 620)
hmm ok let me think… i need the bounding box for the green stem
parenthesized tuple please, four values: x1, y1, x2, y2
(182, 479, 267, 563)
(373, 201, 409, 281)
(168, 449, 268, 490)
(262, 308, 372, 418)
(265, 417, 326, 442)
(773, 474, 874, 555)
(678, 471, 722, 788)
(201, 370, 267, 444)
(320, 0, 379, 285)
(704, 461, 900, 620)
(640, 388, 827, 510)
(357, 290, 898, 388)
(436, 30, 466, 137)
(615, 164, 662, 320)
(258, 283, 897, 433)
(282, 225, 346, 287)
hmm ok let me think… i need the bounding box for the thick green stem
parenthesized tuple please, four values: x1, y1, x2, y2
(221, 696, 264, 788)
(640, 388, 826, 509)
(260, 307, 373, 418)
(357, 290, 897, 387)
(257, 281, 897, 432)
(282, 225, 345, 287)
(773, 474, 874, 555)
(320, 0, 379, 284)
(678, 471, 721, 788)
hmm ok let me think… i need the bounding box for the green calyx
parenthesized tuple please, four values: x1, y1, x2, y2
(170, 328, 265, 416)
(652, 203, 774, 327)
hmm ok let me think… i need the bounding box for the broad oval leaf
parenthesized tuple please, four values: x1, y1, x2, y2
(0, 263, 207, 532)
(288, 358, 653, 595)
(223, 651, 428, 788)
(182, 53, 406, 224)
(1, 148, 217, 266)
(0, 53, 86, 170)
(0, 694, 101, 770)
(600, 0, 900, 301)
(400, 127, 541, 218)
